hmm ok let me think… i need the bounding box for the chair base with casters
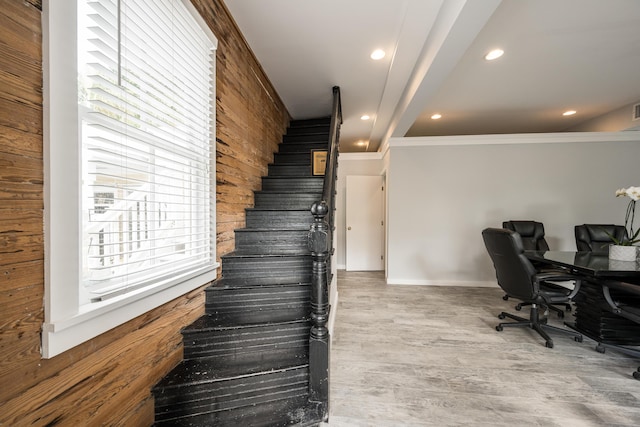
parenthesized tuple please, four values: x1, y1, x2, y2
(496, 302, 583, 348)
(515, 301, 571, 318)
(515, 282, 574, 318)
(504, 281, 574, 316)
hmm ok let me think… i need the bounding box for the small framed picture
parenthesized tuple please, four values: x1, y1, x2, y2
(312, 150, 328, 176)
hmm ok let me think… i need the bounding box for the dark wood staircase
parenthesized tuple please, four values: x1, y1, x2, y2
(152, 117, 332, 426)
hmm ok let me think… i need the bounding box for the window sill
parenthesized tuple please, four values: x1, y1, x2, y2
(41, 264, 219, 358)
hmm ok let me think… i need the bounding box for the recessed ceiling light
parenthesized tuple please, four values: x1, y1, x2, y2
(360, 115, 370, 120)
(370, 49, 385, 60)
(563, 110, 577, 116)
(431, 113, 442, 120)
(484, 49, 504, 61)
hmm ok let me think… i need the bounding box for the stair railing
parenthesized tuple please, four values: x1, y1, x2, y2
(307, 86, 341, 418)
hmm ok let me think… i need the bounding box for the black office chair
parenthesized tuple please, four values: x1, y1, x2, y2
(482, 227, 583, 348)
(502, 220, 549, 251)
(502, 220, 573, 317)
(575, 224, 628, 253)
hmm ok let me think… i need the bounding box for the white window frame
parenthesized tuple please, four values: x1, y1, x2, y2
(42, 0, 219, 358)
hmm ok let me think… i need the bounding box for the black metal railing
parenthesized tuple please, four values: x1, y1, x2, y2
(307, 86, 341, 419)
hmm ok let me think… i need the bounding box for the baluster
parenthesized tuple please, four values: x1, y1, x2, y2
(308, 201, 330, 407)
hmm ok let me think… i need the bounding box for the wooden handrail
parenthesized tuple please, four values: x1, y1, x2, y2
(322, 86, 342, 219)
(307, 86, 341, 420)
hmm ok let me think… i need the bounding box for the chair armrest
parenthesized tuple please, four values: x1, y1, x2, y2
(534, 272, 582, 300)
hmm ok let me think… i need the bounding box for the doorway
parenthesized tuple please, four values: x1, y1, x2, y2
(345, 175, 384, 271)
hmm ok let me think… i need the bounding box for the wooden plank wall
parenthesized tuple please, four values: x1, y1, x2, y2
(191, 0, 291, 259)
(0, 0, 290, 425)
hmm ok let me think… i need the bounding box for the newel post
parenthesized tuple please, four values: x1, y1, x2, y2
(308, 200, 330, 407)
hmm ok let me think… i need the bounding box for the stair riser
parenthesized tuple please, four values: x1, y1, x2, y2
(278, 142, 327, 153)
(155, 395, 314, 427)
(283, 133, 330, 143)
(286, 123, 330, 135)
(245, 210, 314, 229)
(267, 163, 312, 176)
(206, 306, 311, 326)
(235, 230, 308, 251)
(183, 337, 308, 355)
(289, 118, 331, 128)
(206, 285, 311, 322)
(184, 337, 309, 361)
(222, 257, 312, 281)
(254, 192, 320, 209)
(223, 257, 311, 278)
(183, 325, 310, 360)
(262, 177, 323, 191)
(154, 367, 309, 423)
(206, 284, 311, 303)
(273, 152, 311, 164)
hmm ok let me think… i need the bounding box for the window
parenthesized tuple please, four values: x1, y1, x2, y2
(43, 0, 218, 358)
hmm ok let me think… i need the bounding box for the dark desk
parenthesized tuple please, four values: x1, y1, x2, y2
(526, 250, 640, 346)
(527, 250, 640, 279)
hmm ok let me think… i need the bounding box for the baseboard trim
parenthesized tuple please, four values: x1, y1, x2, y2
(386, 278, 498, 287)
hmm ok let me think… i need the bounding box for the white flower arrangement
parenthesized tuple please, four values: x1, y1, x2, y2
(614, 186, 640, 245)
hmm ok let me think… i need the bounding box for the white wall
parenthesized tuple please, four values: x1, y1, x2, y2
(335, 153, 385, 269)
(386, 132, 640, 285)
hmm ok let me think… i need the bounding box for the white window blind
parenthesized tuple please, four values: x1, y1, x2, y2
(44, 0, 217, 358)
(78, 0, 215, 301)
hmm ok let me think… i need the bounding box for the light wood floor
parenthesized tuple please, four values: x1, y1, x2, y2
(325, 271, 640, 426)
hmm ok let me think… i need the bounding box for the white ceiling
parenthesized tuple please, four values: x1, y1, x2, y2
(224, 0, 640, 152)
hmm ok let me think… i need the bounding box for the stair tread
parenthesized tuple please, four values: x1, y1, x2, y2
(252, 192, 322, 198)
(156, 355, 309, 388)
(276, 150, 324, 153)
(267, 160, 311, 166)
(262, 176, 323, 180)
(246, 207, 311, 211)
(209, 279, 312, 290)
(278, 143, 327, 148)
(241, 228, 310, 232)
(222, 250, 310, 259)
(255, 188, 322, 191)
(154, 394, 323, 427)
(280, 136, 328, 139)
(288, 128, 329, 133)
(290, 117, 330, 124)
(284, 128, 329, 133)
(283, 135, 330, 142)
(255, 195, 318, 199)
(184, 316, 309, 333)
(203, 315, 310, 329)
(232, 249, 310, 256)
(234, 228, 308, 232)
(273, 153, 312, 157)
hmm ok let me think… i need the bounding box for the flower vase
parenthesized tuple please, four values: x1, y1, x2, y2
(609, 244, 638, 262)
